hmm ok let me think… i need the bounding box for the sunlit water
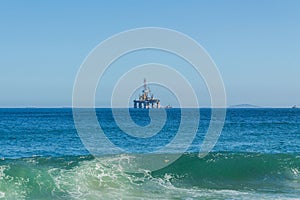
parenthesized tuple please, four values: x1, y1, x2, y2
(0, 108, 299, 199)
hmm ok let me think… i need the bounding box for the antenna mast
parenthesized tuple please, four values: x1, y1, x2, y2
(144, 78, 147, 90)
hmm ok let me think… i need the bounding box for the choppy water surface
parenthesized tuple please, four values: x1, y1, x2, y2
(0, 108, 299, 199)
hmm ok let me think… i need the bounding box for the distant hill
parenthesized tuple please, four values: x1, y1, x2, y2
(230, 104, 260, 108)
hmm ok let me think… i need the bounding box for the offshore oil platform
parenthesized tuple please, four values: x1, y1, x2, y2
(133, 79, 161, 109)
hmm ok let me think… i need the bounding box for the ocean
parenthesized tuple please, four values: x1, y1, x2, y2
(0, 108, 299, 199)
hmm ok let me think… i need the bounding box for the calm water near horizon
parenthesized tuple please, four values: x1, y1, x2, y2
(0, 108, 299, 199)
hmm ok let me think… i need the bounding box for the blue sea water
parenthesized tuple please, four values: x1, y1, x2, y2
(0, 108, 299, 199)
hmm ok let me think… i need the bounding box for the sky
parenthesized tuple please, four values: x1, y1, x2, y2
(0, 0, 299, 108)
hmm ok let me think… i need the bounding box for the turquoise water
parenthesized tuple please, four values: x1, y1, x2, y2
(0, 108, 299, 199)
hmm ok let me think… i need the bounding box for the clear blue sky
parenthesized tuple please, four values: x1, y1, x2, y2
(0, 0, 299, 107)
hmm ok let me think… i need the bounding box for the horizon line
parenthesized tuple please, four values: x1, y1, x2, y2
(0, 106, 297, 109)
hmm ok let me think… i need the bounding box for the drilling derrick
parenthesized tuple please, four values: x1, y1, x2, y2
(133, 79, 161, 109)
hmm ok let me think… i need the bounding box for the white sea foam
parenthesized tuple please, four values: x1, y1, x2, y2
(0, 191, 5, 198)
